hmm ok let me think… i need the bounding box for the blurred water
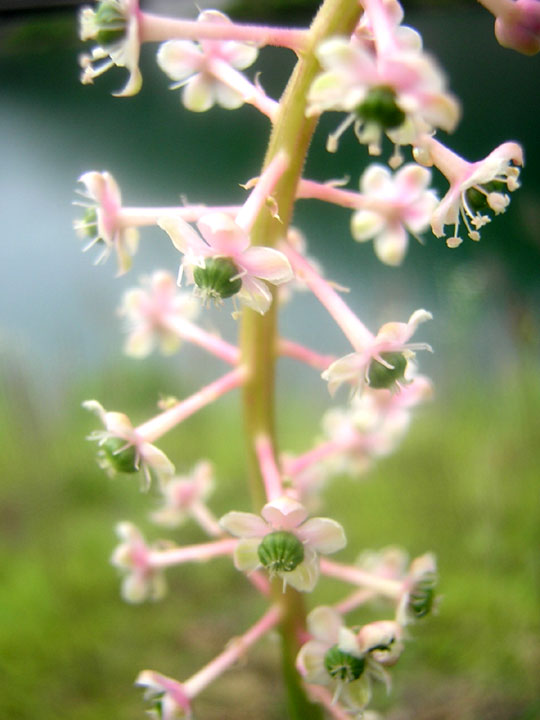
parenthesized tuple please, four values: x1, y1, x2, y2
(1, 7, 539, 403)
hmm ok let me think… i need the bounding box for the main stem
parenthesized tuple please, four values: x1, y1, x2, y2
(240, 1, 362, 717)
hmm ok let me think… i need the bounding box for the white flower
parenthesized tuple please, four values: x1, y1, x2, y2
(136, 670, 192, 719)
(151, 461, 215, 528)
(74, 170, 138, 276)
(296, 606, 372, 711)
(111, 522, 167, 603)
(158, 212, 293, 314)
(83, 399, 175, 488)
(322, 309, 432, 397)
(79, 0, 142, 96)
(220, 496, 346, 592)
(429, 140, 524, 248)
(119, 271, 200, 357)
(351, 163, 438, 265)
(157, 10, 258, 112)
(307, 36, 459, 154)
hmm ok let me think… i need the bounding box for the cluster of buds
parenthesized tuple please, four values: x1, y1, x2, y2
(74, 0, 534, 717)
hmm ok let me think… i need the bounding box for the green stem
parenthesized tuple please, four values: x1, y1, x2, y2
(240, 1, 363, 717)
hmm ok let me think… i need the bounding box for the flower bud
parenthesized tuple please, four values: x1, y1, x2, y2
(94, 1, 128, 46)
(193, 257, 243, 300)
(357, 621, 403, 666)
(257, 530, 304, 573)
(407, 573, 436, 618)
(356, 86, 406, 131)
(367, 352, 407, 390)
(324, 644, 365, 682)
(100, 437, 138, 473)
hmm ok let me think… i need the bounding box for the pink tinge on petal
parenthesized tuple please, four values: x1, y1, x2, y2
(296, 517, 346, 554)
(261, 496, 309, 530)
(394, 163, 432, 199)
(158, 215, 209, 256)
(157, 40, 203, 81)
(360, 164, 393, 195)
(241, 247, 293, 284)
(197, 213, 249, 255)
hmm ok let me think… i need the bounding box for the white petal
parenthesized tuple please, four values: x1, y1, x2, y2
(360, 164, 392, 195)
(141, 442, 175, 477)
(337, 626, 361, 656)
(296, 640, 330, 684)
(233, 538, 261, 571)
(297, 517, 346, 555)
(286, 550, 319, 592)
(373, 223, 408, 266)
(214, 81, 245, 110)
(157, 40, 202, 82)
(241, 247, 293, 284)
(342, 674, 372, 711)
(350, 209, 386, 242)
(183, 74, 215, 112)
(307, 605, 342, 645)
(158, 215, 208, 256)
(220, 511, 268, 538)
(237, 276, 272, 314)
(124, 328, 155, 358)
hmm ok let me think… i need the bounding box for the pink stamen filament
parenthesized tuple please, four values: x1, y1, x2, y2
(139, 13, 309, 53)
(182, 605, 282, 698)
(320, 558, 403, 598)
(281, 241, 374, 351)
(255, 433, 284, 501)
(136, 366, 248, 443)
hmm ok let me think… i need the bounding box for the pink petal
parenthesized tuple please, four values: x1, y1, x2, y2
(261, 496, 308, 530)
(241, 247, 293, 284)
(297, 517, 346, 554)
(197, 212, 249, 254)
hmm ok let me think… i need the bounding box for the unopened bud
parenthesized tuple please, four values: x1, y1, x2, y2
(257, 530, 304, 573)
(193, 257, 242, 300)
(367, 352, 407, 390)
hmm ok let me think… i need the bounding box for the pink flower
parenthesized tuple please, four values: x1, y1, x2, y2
(427, 139, 524, 247)
(74, 170, 138, 275)
(493, 0, 540, 55)
(351, 163, 438, 265)
(119, 271, 199, 357)
(151, 460, 217, 530)
(83, 400, 175, 488)
(158, 212, 293, 314)
(79, 0, 142, 96)
(111, 522, 168, 603)
(322, 309, 432, 397)
(307, 35, 459, 154)
(157, 10, 259, 112)
(220, 496, 346, 592)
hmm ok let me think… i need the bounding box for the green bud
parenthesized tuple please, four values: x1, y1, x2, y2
(367, 352, 407, 390)
(257, 531, 304, 573)
(356, 86, 405, 130)
(100, 437, 138, 474)
(193, 257, 242, 300)
(95, 1, 128, 47)
(324, 644, 365, 682)
(465, 180, 507, 214)
(408, 573, 437, 619)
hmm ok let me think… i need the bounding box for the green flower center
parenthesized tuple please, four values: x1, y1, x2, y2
(367, 351, 407, 390)
(408, 573, 437, 619)
(324, 644, 365, 682)
(100, 437, 138, 474)
(193, 257, 243, 300)
(356, 86, 405, 130)
(257, 531, 305, 573)
(465, 180, 507, 214)
(81, 207, 99, 239)
(95, 1, 128, 47)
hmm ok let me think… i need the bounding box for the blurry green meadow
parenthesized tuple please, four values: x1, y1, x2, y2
(1, 351, 539, 720)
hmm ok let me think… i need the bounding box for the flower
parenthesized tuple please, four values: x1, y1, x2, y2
(83, 399, 175, 488)
(428, 140, 524, 248)
(157, 10, 258, 112)
(307, 35, 459, 154)
(220, 496, 346, 592)
(151, 460, 215, 528)
(351, 163, 438, 265)
(136, 670, 192, 719)
(111, 522, 168, 603)
(79, 0, 142, 96)
(119, 271, 200, 357)
(158, 212, 293, 314)
(322, 309, 432, 397)
(396, 552, 438, 624)
(74, 171, 138, 275)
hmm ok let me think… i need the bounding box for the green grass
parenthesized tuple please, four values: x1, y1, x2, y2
(0, 360, 538, 719)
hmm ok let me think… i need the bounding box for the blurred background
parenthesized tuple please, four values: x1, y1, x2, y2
(1, 1, 539, 718)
